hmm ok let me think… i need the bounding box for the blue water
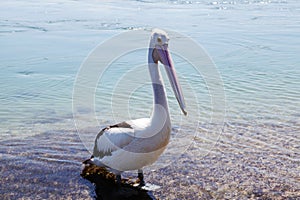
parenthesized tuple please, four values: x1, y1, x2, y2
(1, 0, 299, 141)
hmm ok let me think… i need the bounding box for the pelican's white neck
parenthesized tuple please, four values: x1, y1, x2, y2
(148, 48, 170, 126)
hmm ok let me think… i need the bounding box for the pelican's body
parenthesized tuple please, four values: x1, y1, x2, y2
(92, 117, 170, 172)
(84, 29, 187, 185)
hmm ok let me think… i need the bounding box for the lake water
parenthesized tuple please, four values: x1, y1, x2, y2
(1, 0, 299, 199)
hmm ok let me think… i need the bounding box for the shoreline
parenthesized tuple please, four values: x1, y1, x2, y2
(1, 123, 299, 199)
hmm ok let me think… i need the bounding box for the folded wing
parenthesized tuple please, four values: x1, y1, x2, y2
(93, 121, 135, 159)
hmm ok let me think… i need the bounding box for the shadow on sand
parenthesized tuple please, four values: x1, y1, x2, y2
(81, 164, 157, 200)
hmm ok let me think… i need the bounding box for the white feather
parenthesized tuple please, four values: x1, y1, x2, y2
(94, 117, 171, 172)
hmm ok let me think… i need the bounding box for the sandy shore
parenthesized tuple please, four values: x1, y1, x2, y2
(1, 122, 299, 199)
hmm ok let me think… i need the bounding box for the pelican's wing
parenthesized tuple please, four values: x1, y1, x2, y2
(93, 121, 135, 159)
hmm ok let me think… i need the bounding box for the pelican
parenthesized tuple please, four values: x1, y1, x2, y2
(84, 29, 187, 186)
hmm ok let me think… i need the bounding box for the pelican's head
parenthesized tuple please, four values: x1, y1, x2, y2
(150, 28, 170, 49)
(149, 29, 187, 116)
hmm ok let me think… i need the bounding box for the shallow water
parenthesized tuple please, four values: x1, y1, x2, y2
(1, 0, 300, 199)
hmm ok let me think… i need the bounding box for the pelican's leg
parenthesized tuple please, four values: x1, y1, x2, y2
(137, 169, 145, 186)
(116, 174, 122, 185)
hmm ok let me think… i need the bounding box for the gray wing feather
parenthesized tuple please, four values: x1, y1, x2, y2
(93, 121, 133, 158)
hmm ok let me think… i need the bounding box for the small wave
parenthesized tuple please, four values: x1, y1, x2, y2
(0, 20, 47, 33)
(17, 70, 35, 76)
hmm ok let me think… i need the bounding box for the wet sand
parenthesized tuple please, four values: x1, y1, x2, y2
(0, 131, 92, 199)
(1, 122, 299, 199)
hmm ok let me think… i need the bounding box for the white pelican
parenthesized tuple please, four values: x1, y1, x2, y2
(84, 29, 187, 186)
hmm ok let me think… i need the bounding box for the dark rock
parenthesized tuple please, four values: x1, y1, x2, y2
(81, 164, 157, 200)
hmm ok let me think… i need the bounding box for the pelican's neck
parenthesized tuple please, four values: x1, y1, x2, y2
(148, 48, 170, 126)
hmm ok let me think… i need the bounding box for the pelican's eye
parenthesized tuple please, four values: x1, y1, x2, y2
(157, 37, 162, 43)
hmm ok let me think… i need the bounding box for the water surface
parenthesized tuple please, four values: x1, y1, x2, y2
(0, 0, 299, 199)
